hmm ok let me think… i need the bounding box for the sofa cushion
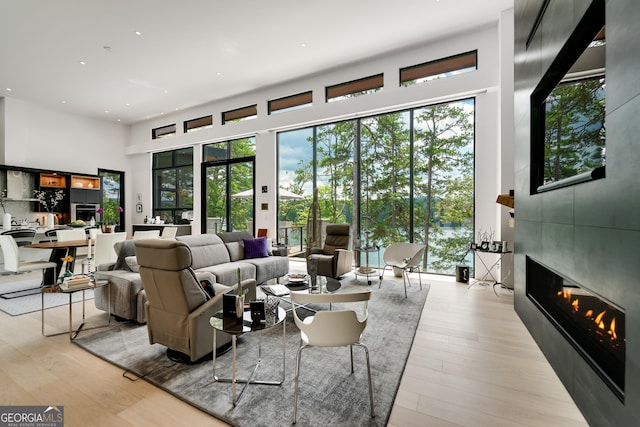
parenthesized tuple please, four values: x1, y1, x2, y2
(196, 261, 256, 287)
(244, 237, 269, 259)
(176, 234, 230, 269)
(125, 256, 140, 273)
(243, 255, 290, 284)
(218, 231, 253, 261)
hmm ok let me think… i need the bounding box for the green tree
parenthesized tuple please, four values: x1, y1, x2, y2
(315, 121, 355, 223)
(544, 77, 606, 183)
(413, 101, 474, 273)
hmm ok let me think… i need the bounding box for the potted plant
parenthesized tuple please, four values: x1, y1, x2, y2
(96, 200, 123, 233)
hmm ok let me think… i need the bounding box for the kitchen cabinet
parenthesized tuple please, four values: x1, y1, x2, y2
(39, 173, 67, 188)
(70, 175, 101, 204)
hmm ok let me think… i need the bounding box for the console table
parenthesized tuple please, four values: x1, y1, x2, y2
(469, 249, 512, 295)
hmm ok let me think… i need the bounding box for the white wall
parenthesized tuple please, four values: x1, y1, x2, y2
(2, 97, 128, 174)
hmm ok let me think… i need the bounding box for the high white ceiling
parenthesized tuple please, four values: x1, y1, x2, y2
(0, 0, 513, 125)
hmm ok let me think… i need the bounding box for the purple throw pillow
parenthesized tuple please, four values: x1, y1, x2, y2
(244, 237, 269, 259)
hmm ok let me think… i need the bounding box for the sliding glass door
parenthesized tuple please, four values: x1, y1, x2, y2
(201, 137, 255, 234)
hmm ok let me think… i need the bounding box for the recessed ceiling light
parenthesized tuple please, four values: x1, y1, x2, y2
(80, 61, 86, 65)
(104, 110, 109, 113)
(217, 72, 222, 76)
(61, 100, 66, 104)
(301, 42, 307, 47)
(125, 103, 130, 107)
(163, 90, 168, 94)
(135, 31, 142, 36)
(6, 87, 12, 91)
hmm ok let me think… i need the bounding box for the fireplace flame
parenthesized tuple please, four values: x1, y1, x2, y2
(610, 317, 617, 340)
(571, 299, 579, 312)
(559, 294, 620, 343)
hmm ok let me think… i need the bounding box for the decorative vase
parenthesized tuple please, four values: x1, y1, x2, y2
(2, 212, 11, 230)
(235, 294, 245, 320)
(308, 258, 320, 293)
(47, 213, 55, 229)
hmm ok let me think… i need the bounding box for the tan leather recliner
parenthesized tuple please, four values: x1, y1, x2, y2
(306, 223, 353, 279)
(135, 238, 256, 362)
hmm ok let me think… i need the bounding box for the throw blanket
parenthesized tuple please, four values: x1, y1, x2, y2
(113, 240, 137, 271)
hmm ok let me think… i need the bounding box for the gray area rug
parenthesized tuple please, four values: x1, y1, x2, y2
(0, 278, 94, 316)
(73, 279, 429, 427)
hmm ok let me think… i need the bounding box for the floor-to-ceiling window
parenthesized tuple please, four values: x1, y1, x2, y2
(277, 98, 475, 275)
(152, 147, 193, 224)
(202, 137, 255, 234)
(277, 128, 312, 253)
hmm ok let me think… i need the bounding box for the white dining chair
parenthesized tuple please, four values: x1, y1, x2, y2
(83, 232, 127, 273)
(160, 226, 178, 238)
(0, 235, 57, 296)
(290, 291, 374, 424)
(133, 230, 161, 240)
(56, 228, 89, 272)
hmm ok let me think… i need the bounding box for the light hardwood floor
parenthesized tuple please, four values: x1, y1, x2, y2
(0, 262, 588, 426)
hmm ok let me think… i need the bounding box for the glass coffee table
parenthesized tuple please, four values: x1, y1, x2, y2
(260, 274, 341, 313)
(210, 306, 286, 406)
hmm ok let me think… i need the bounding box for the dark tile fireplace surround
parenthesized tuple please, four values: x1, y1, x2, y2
(526, 257, 625, 401)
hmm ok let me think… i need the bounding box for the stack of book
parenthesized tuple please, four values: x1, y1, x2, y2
(62, 274, 91, 290)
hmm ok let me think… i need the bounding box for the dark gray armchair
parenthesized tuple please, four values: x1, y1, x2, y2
(306, 223, 353, 279)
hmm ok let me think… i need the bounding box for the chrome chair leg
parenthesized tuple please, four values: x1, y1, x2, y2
(293, 345, 306, 424)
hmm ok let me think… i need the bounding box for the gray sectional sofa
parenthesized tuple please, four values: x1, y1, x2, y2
(94, 231, 289, 323)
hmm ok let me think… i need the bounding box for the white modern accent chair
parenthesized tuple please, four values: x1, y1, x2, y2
(290, 291, 374, 424)
(379, 242, 426, 297)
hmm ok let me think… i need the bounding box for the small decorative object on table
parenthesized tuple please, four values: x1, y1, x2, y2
(235, 268, 244, 319)
(250, 299, 266, 323)
(61, 255, 74, 279)
(308, 258, 319, 293)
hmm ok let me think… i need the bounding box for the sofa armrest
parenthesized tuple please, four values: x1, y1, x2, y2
(307, 247, 323, 256)
(97, 262, 116, 271)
